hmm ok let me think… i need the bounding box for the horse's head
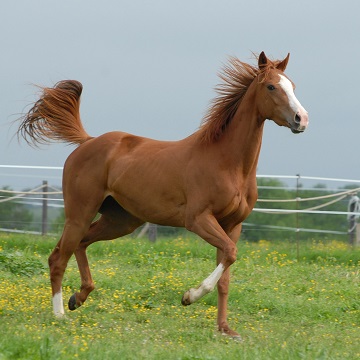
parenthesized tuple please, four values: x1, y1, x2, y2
(256, 52, 308, 134)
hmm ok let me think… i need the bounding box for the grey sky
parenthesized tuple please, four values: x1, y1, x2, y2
(1, 0, 359, 189)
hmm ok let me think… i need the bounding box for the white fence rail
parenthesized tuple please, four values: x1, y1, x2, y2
(0, 165, 360, 239)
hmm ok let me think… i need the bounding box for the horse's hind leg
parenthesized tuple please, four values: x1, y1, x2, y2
(48, 187, 105, 317)
(49, 218, 96, 317)
(69, 200, 144, 310)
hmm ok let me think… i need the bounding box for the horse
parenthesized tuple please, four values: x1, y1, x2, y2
(17, 51, 308, 339)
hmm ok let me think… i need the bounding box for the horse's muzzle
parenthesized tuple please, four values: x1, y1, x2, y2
(291, 111, 308, 133)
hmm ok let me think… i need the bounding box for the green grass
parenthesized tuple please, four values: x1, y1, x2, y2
(0, 233, 359, 359)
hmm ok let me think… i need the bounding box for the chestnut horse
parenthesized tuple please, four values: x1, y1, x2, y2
(17, 52, 308, 338)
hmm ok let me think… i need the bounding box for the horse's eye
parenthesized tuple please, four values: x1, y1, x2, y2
(267, 85, 275, 91)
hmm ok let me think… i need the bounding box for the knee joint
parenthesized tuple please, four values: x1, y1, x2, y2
(217, 278, 229, 295)
(225, 245, 237, 265)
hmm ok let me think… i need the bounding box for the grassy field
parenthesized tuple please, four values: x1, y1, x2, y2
(0, 233, 359, 360)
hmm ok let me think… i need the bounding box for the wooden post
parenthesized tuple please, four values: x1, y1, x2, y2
(348, 194, 359, 246)
(349, 217, 356, 246)
(296, 174, 300, 260)
(137, 223, 150, 238)
(356, 224, 360, 247)
(136, 223, 158, 241)
(148, 223, 157, 242)
(42, 180, 48, 236)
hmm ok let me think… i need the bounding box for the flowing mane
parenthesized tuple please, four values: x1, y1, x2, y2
(199, 55, 281, 143)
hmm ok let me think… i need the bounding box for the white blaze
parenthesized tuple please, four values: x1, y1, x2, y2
(278, 75, 305, 113)
(278, 74, 308, 129)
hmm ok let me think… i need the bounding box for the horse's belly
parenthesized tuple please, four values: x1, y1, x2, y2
(109, 184, 187, 227)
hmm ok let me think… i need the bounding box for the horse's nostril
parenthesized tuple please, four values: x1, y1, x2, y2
(294, 114, 301, 124)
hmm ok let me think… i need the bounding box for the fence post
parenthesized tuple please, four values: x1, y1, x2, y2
(42, 180, 48, 236)
(356, 224, 360, 247)
(295, 174, 300, 260)
(148, 223, 157, 242)
(137, 223, 150, 238)
(348, 193, 359, 246)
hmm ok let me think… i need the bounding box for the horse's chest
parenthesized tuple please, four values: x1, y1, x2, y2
(216, 193, 251, 226)
(233, 197, 253, 222)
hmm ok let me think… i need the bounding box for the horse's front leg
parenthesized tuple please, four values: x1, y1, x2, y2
(216, 266, 233, 333)
(181, 262, 227, 305)
(182, 213, 237, 306)
(216, 224, 241, 338)
(182, 214, 242, 338)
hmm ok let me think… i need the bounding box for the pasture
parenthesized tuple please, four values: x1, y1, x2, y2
(0, 233, 359, 359)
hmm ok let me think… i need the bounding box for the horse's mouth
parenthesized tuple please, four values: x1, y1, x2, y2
(289, 111, 308, 134)
(291, 128, 304, 134)
(290, 122, 307, 134)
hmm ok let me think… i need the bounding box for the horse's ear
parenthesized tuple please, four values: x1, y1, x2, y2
(276, 53, 290, 72)
(258, 51, 268, 69)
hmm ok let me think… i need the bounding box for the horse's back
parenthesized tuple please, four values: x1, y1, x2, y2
(64, 131, 158, 168)
(63, 131, 131, 174)
(62, 131, 189, 225)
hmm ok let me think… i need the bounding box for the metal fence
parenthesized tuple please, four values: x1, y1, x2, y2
(1, 165, 360, 244)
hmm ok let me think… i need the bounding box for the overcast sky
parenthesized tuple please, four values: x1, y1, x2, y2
(1, 0, 359, 190)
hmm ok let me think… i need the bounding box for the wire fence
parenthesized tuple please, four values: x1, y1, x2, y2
(0, 166, 359, 243)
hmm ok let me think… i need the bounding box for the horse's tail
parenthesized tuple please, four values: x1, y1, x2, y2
(17, 80, 92, 146)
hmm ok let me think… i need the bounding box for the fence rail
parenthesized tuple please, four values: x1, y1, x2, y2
(0, 165, 359, 243)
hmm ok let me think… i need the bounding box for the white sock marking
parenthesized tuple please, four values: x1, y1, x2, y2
(53, 291, 65, 317)
(188, 263, 225, 303)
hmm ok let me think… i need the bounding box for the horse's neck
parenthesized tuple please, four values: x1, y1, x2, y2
(220, 101, 265, 177)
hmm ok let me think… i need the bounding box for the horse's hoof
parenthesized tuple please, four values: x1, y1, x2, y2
(68, 294, 78, 311)
(219, 326, 243, 342)
(54, 312, 66, 319)
(181, 291, 191, 306)
(232, 335, 243, 342)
